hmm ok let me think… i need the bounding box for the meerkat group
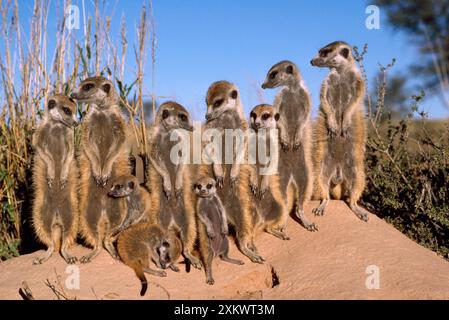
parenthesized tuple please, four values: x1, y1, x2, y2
(31, 40, 371, 294)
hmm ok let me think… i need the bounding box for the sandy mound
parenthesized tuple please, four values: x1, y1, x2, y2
(1, 201, 449, 300)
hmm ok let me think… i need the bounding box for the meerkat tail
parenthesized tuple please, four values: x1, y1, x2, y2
(132, 262, 148, 296)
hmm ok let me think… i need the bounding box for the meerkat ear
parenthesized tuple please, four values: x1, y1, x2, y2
(230, 90, 238, 99)
(286, 65, 293, 74)
(128, 181, 135, 190)
(192, 183, 197, 191)
(274, 113, 280, 121)
(48, 99, 57, 110)
(103, 83, 111, 94)
(340, 48, 350, 59)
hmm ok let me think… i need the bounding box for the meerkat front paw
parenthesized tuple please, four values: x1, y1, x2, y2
(207, 228, 216, 239)
(164, 189, 172, 200)
(206, 277, 215, 285)
(215, 176, 224, 188)
(47, 177, 54, 189)
(175, 188, 183, 199)
(280, 139, 290, 151)
(60, 178, 67, 190)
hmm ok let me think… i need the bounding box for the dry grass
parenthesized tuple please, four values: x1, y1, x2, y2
(0, 0, 155, 259)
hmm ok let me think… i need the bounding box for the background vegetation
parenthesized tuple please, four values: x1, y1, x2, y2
(0, 0, 448, 260)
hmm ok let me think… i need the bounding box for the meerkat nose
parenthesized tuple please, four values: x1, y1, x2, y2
(261, 83, 267, 89)
(310, 59, 315, 66)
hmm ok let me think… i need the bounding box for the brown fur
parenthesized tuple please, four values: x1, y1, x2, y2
(311, 41, 370, 221)
(72, 76, 131, 263)
(32, 95, 79, 264)
(147, 101, 200, 269)
(262, 61, 317, 231)
(117, 223, 182, 296)
(199, 80, 264, 264)
(248, 104, 289, 240)
(194, 177, 244, 285)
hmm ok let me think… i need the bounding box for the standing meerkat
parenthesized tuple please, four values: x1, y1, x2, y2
(194, 176, 244, 285)
(262, 61, 317, 231)
(147, 101, 201, 269)
(310, 41, 369, 221)
(32, 95, 79, 264)
(117, 224, 182, 296)
(70, 76, 131, 263)
(198, 80, 264, 264)
(248, 104, 289, 240)
(108, 174, 151, 236)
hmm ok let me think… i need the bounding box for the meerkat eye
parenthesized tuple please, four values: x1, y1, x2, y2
(162, 241, 170, 247)
(286, 65, 293, 74)
(319, 49, 330, 58)
(269, 71, 278, 79)
(262, 114, 270, 121)
(197, 184, 202, 190)
(339, 48, 350, 59)
(82, 83, 94, 91)
(48, 99, 56, 109)
(206, 184, 212, 189)
(213, 99, 224, 108)
(162, 110, 170, 119)
(102, 83, 111, 94)
(178, 113, 187, 121)
(230, 90, 238, 99)
(128, 181, 135, 189)
(117, 184, 123, 189)
(62, 107, 72, 116)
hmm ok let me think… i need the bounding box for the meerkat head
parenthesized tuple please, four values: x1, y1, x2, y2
(154, 230, 182, 269)
(46, 95, 79, 127)
(310, 41, 354, 69)
(108, 174, 139, 198)
(156, 101, 194, 132)
(261, 61, 300, 89)
(193, 176, 217, 198)
(70, 76, 117, 107)
(205, 80, 242, 122)
(249, 104, 279, 131)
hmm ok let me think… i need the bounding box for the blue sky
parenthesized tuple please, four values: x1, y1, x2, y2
(11, 0, 448, 119)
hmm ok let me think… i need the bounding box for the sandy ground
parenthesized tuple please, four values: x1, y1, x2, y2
(1, 200, 449, 300)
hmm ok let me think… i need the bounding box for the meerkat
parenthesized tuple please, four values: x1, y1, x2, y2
(248, 104, 289, 240)
(198, 80, 264, 264)
(147, 101, 201, 269)
(310, 41, 369, 221)
(71, 76, 131, 263)
(108, 174, 151, 236)
(32, 95, 79, 264)
(261, 61, 317, 231)
(194, 176, 244, 285)
(117, 223, 182, 296)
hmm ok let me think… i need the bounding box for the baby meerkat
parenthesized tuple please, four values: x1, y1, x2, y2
(117, 224, 182, 296)
(194, 176, 244, 285)
(248, 104, 289, 240)
(198, 80, 264, 264)
(32, 95, 79, 264)
(147, 101, 201, 269)
(71, 76, 131, 263)
(310, 41, 370, 221)
(262, 61, 317, 231)
(108, 174, 151, 236)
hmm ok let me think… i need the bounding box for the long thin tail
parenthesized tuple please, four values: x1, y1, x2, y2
(134, 263, 148, 296)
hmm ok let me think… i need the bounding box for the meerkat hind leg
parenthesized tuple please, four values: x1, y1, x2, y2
(143, 267, 167, 278)
(80, 245, 102, 264)
(104, 237, 119, 260)
(265, 226, 290, 240)
(61, 242, 77, 264)
(169, 264, 180, 272)
(349, 202, 369, 222)
(33, 245, 54, 265)
(295, 207, 318, 231)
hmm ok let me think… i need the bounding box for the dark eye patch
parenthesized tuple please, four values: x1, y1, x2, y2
(319, 49, 330, 57)
(269, 71, 278, 79)
(128, 181, 135, 189)
(197, 184, 202, 190)
(230, 90, 238, 99)
(178, 113, 188, 121)
(250, 112, 257, 120)
(82, 83, 94, 91)
(262, 113, 270, 121)
(62, 107, 72, 116)
(213, 99, 224, 108)
(206, 184, 212, 189)
(162, 241, 170, 247)
(162, 109, 170, 119)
